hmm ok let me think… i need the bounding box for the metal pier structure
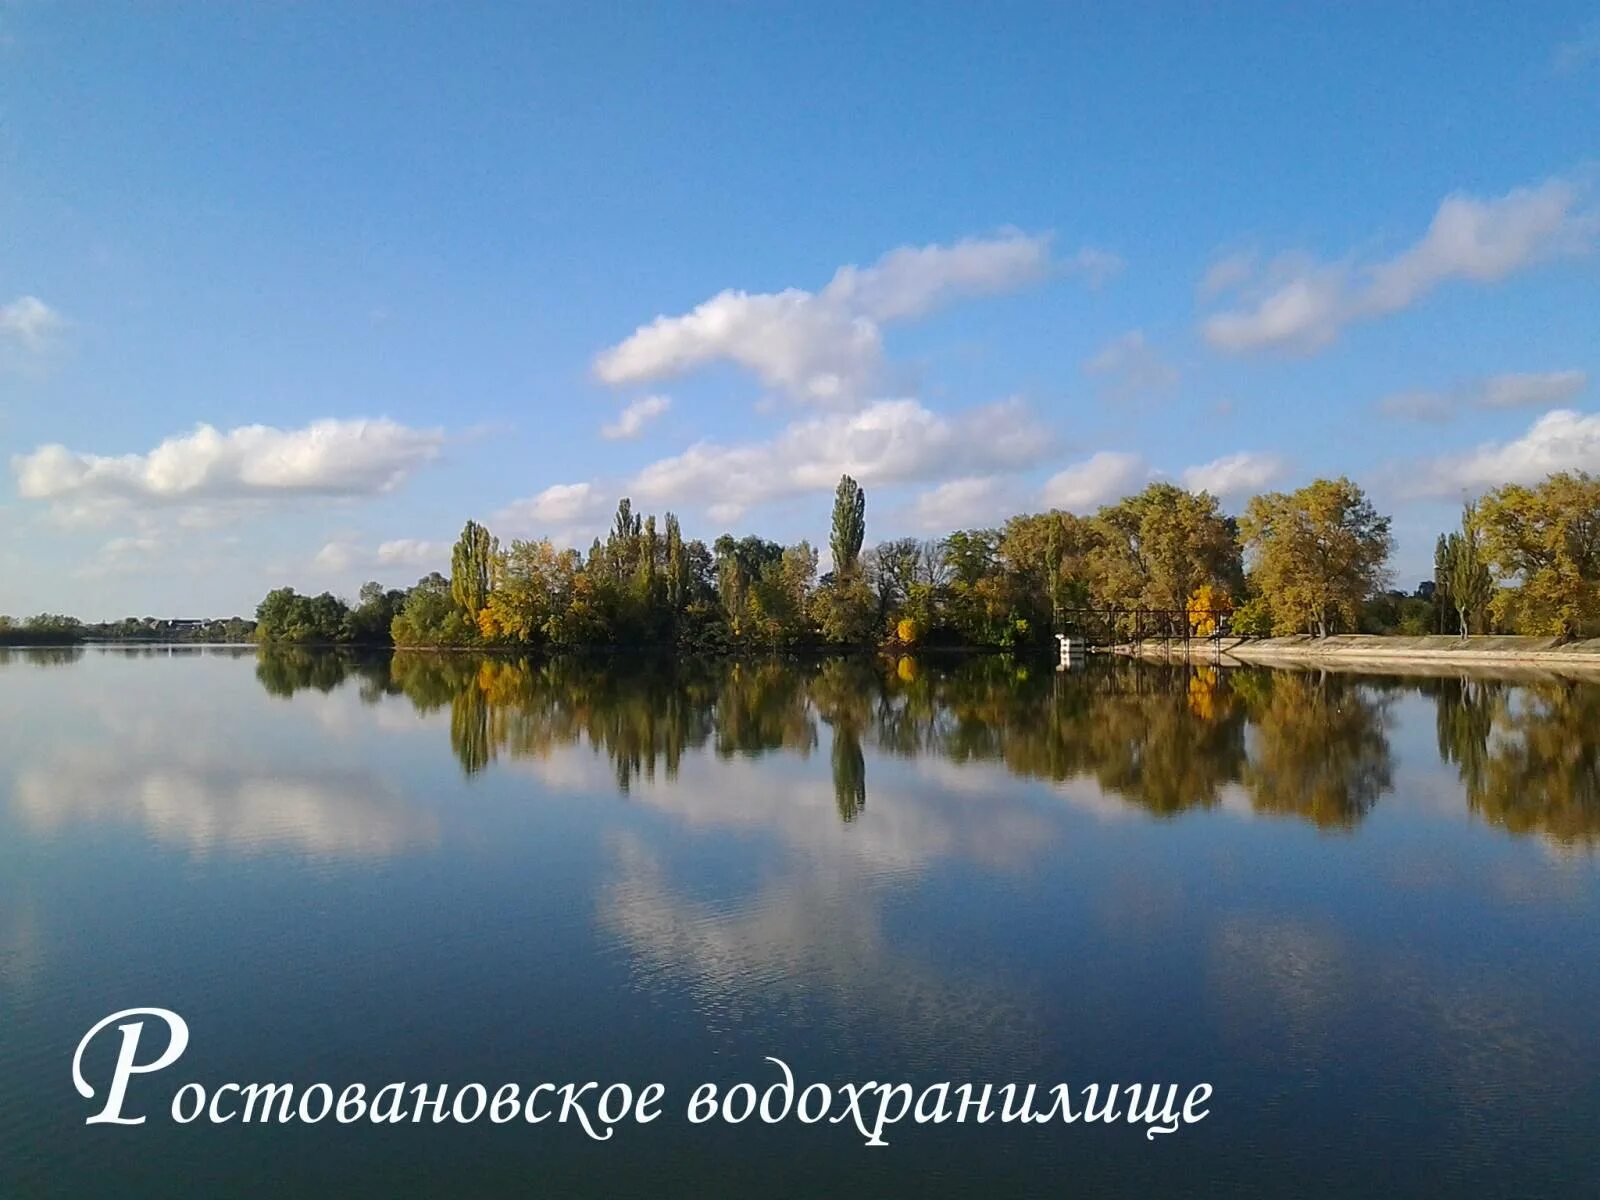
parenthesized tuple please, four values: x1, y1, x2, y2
(1054, 605, 1235, 669)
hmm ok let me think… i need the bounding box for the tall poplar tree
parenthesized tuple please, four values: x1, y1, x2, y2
(830, 475, 867, 576)
(665, 513, 687, 614)
(1442, 502, 1493, 638)
(450, 519, 496, 621)
(1433, 533, 1452, 633)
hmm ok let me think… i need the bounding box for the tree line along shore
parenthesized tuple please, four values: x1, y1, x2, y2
(6, 469, 1598, 652)
(0, 614, 256, 646)
(252, 468, 1599, 652)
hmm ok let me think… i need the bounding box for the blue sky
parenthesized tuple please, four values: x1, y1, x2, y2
(2, 3, 1597, 619)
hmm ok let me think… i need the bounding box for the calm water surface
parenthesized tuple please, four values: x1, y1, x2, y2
(2, 647, 1598, 1197)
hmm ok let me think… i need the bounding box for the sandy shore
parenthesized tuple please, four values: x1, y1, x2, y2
(1114, 633, 1600, 674)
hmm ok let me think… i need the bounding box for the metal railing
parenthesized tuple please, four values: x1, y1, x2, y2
(1056, 606, 1234, 649)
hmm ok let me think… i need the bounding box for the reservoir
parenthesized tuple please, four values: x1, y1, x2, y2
(2, 647, 1597, 1197)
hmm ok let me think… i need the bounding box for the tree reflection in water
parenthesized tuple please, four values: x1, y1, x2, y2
(812, 659, 873, 822)
(1235, 670, 1393, 829)
(1428, 675, 1600, 846)
(0, 646, 85, 668)
(249, 648, 1600, 841)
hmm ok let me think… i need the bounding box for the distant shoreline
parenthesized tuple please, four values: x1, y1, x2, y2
(13, 634, 1600, 676)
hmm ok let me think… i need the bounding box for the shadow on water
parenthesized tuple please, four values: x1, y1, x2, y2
(238, 647, 1600, 845)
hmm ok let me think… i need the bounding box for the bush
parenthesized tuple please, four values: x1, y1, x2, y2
(1230, 597, 1273, 637)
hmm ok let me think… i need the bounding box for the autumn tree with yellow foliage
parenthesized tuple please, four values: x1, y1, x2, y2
(1088, 483, 1242, 615)
(1241, 477, 1393, 637)
(1477, 472, 1600, 638)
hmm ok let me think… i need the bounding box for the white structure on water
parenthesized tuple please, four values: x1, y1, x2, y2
(1056, 634, 1087, 670)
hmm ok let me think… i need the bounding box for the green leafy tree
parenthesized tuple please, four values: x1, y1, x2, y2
(813, 573, 877, 644)
(866, 537, 921, 624)
(665, 512, 688, 616)
(714, 535, 790, 642)
(255, 587, 351, 643)
(941, 529, 1012, 644)
(1433, 533, 1452, 633)
(450, 520, 497, 622)
(999, 511, 1097, 633)
(607, 498, 643, 581)
(1, 613, 86, 645)
(829, 474, 867, 576)
(348, 581, 404, 644)
(393, 572, 473, 645)
(480, 540, 581, 644)
(1440, 502, 1494, 638)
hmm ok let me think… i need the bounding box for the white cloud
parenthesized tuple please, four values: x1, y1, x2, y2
(12, 418, 444, 508)
(1204, 262, 1348, 353)
(626, 397, 1050, 519)
(0, 295, 63, 351)
(495, 480, 611, 531)
(820, 232, 1055, 320)
(1479, 370, 1588, 409)
(1181, 451, 1289, 498)
(376, 539, 446, 568)
(1083, 329, 1179, 399)
(596, 285, 880, 405)
(1203, 177, 1595, 354)
(312, 541, 354, 572)
(908, 476, 1017, 532)
(1366, 181, 1591, 305)
(1198, 252, 1258, 299)
(75, 534, 166, 580)
(312, 536, 447, 577)
(1412, 409, 1600, 495)
(1378, 390, 1456, 423)
(1066, 245, 1125, 286)
(1379, 370, 1589, 422)
(1041, 450, 1147, 512)
(601, 394, 671, 440)
(593, 231, 1068, 404)
(495, 398, 1052, 532)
